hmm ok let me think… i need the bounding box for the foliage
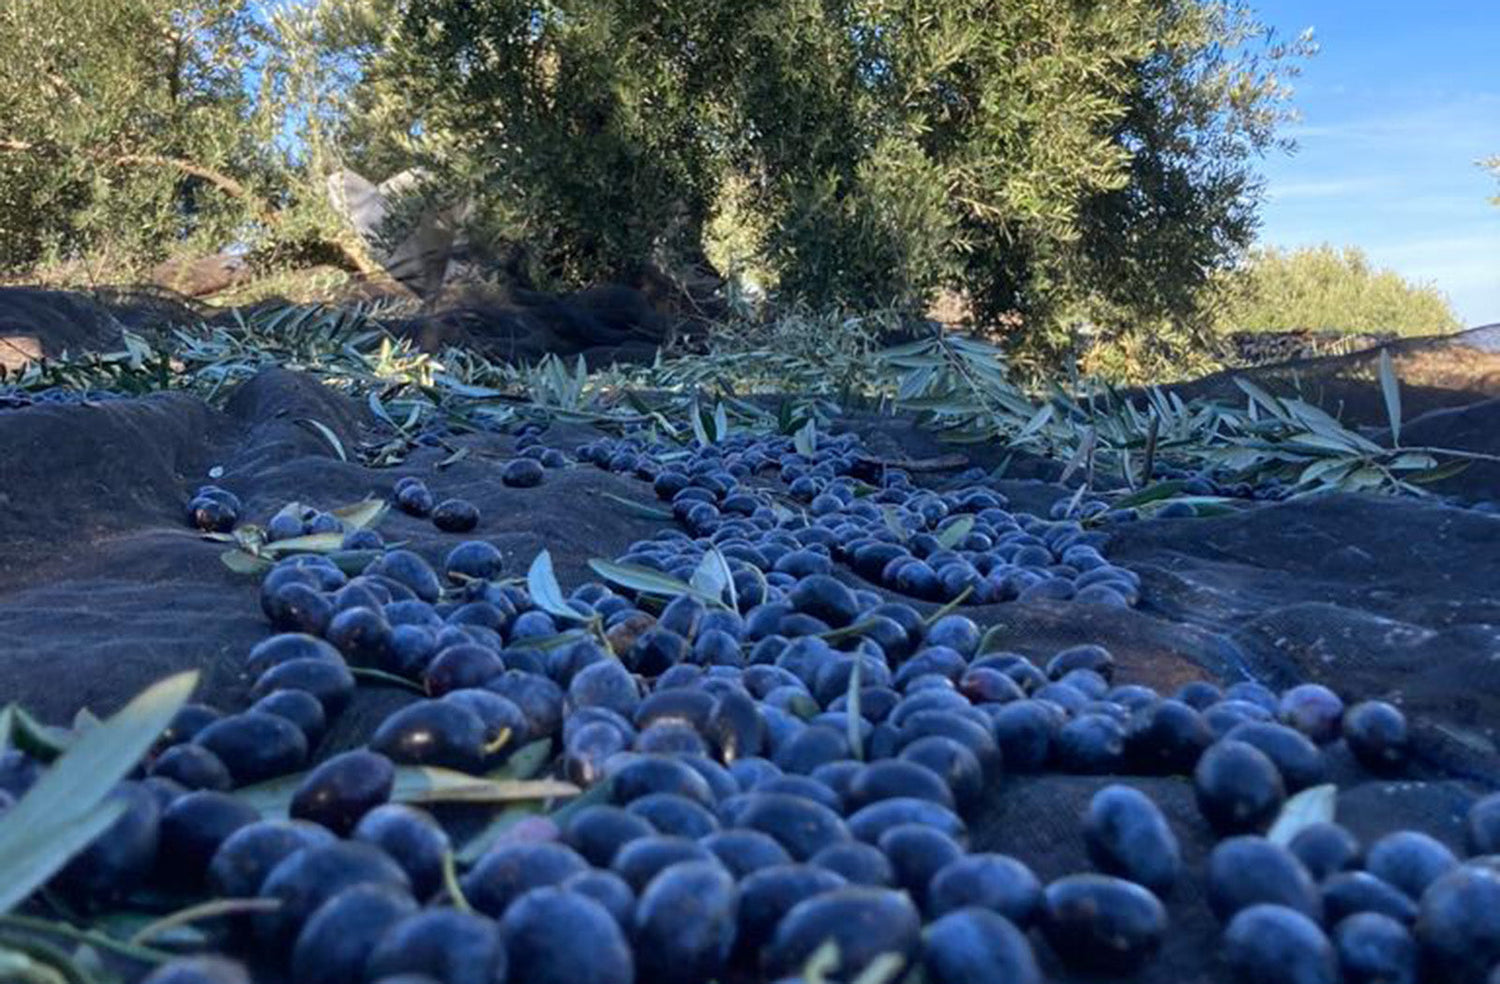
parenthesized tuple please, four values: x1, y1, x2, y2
(1209, 245, 1464, 337)
(395, 0, 1308, 339)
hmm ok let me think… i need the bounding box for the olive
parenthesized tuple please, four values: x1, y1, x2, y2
(326, 606, 394, 667)
(1365, 831, 1458, 900)
(367, 908, 508, 984)
(568, 660, 641, 719)
(1322, 871, 1418, 925)
(927, 854, 1043, 926)
(194, 712, 308, 787)
(424, 645, 505, 697)
(764, 887, 922, 980)
(787, 575, 859, 628)
(446, 541, 505, 583)
(564, 722, 631, 786)
(1288, 822, 1362, 881)
(208, 819, 337, 898)
(1224, 722, 1328, 792)
(1342, 701, 1410, 773)
(899, 736, 984, 812)
(1414, 865, 1500, 983)
(396, 482, 435, 516)
(562, 869, 637, 927)
(878, 823, 963, 908)
(1045, 644, 1114, 682)
(341, 528, 384, 551)
(432, 498, 480, 532)
(367, 550, 444, 603)
(149, 744, 232, 791)
(251, 657, 356, 717)
(158, 791, 261, 889)
(658, 595, 706, 639)
(1224, 904, 1338, 984)
(733, 864, 848, 962)
(1082, 784, 1180, 896)
(502, 459, 545, 488)
(810, 842, 894, 887)
(925, 615, 981, 658)
(701, 829, 793, 877)
(1334, 911, 1417, 984)
(445, 690, 529, 762)
(845, 759, 954, 813)
(1054, 713, 1126, 774)
(1175, 680, 1223, 709)
(896, 712, 1000, 777)
(246, 634, 342, 678)
(188, 495, 239, 532)
(848, 797, 966, 846)
(958, 667, 1026, 705)
(1278, 684, 1345, 744)
(141, 957, 251, 984)
(252, 689, 328, 747)
(1039, 874, 1167, 973)
(289, 749, 395, 835)
(1124, 699, 1213, 775)
(1226, 681, 1280, 713)
(1194, 739, 1286, 834)
(610, 755, 715, 808)
(486, 670, 565, 738)
(737, 792, 852, 861)
(389, 625, 440, 676)
(708, 688, 768, 762)
(256, 841, 410, 948)
(611, 835, 720, 892)
(371, 700, 487, 773)
(1466, 793, 1500, 856)
(1206, 836, 1322, 923)
(499, 887, 631, 984)
(290, 883, 416, 984)
(265, 581, 333, 634)
(627, 792, 720, 839)
(634, 861, 739, 984)
(353, 804, 450, 899)
(53, 783, 160, 905)
(921, 908, 1042, 984)
(990, 701, 1061, 772)
(460, 841, 589, 918)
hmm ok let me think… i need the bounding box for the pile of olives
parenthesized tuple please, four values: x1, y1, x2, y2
(42, 420, 1496, 984)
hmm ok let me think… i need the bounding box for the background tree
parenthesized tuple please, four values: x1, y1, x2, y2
(1210, 245, 1463, 337)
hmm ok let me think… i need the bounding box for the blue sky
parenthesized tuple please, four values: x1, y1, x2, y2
(1251, 0, 1500, 326)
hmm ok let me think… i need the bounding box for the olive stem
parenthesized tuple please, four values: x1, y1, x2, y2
(127, 898, 280, 946)
(440, 851, 474, 915)
(0, 914, 175, 966)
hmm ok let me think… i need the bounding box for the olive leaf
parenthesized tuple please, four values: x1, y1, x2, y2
(0, 672, 199, 914)
(588, 558, 726, 609)
(526, 550, 586, 622)
(1379, 348, 1402, 446)
(935, 515, 975, 550)
(1267, 783, 1337, 846)
(233, 766, 578, 817)
(330, 498, 388, 530)
(596, 492, 673, 521)
(295, 418, 348, 462)
(690, 547, 738, 611)
(794, 419, 818, 458)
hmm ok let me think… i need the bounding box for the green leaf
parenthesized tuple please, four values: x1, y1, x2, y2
(1268, 784, 1337, 846)
(935, 515, 974, 550)
(1378, 348, 1402, 446)
(846, 655, 863, 762)
(295, 418, 348, 462)
(235, 766, 577, 817)
(713, 403, 730, 442)
(1406, 459, 1471, 484)
(219, 549, 273, 576)
(595, 492, 673, 521)
(690, 547, 737, 611)
(1110, 480, 1191, 510)
(794, 419, 818, 458)
(488, 739, 553, 781)
(330, 498, 387, 531)
(587, 559, 724, 609)
(527, 550, 584, 622)
(260, 533, 347, 556)
(0, 672, 198, 913)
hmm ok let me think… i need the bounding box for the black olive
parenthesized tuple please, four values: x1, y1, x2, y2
(1322, 871, 1418, 925)
(326, 606, 393, 667)
(445, 541, 505, 583)
(1414, 865, 1500, 982)
(627, 792, 720, 839)
(1082, 784, 1180, 896)
(927, 853, 1043, 926)
(989, 701, 1061, 772)
(194, 712, 309, 787)
(564, 722, 631, 786)
(877, 823, 963, 909)
(371, 700, 487, 773)
(634, 861, 739, 984)
(1226, 721, 1328, 792)
(265, 581, 333, 634)
(289, 749, 395, 835)
(809, 842, 894, 887)
(759, 774, 843, 814)
(787, 574, 860, 628)
(460, 841, 589, 918)
(367, 908, 508, 984)
(502, 459, 545, 488)
(1277, 684, 1344, 744)
(140, 957, 251, 984)
(708, 688, 768, 763)
(700, 829, 793, 877)
(245, 633, 342, 678)
(253, 656, 358, 719)
(499, 887, 631, 984)
(396, 482, 435, 516)
(1288, 822, 1362, 881)
(290, 883, 416, 984)
(899, 736, 984, 812)
(423, 645, 505, 697)
(1039, 874, 1167, 973)
(1045, 644, 1114, 682)
(431, 498, 480, 532)
(207, 819, 336, 898)
(562, 869, 637, 927)
(53, 782, 160, 905)
(611, 835, 720, 892)
(188, 496, 239, 533)
(846, 759, 956, 813)
(1224, 904, 1338, 984)
(1365, 830, 1458, 900)
(1054, 713, 1127, 774)
(1333, 911, 1417, 984)
(149, 744, 232, 791)
(737, 792, 852, 861)
(256, 841, 410, 948)
(159, 790, 261, 889)
(847, 797, 966, 846)
(1467, 792, 1500, 856)
(1342, 701, 1410, 774)
(367, 550, 443, 604)
(1194, 739, 1286, 835)
(764, 886, 923, 980)
(251, 689, 327, 747)
(609, 755, 715, 808)
(1206, 836, 1322, 923)
(1124, 699, 1213, 775)
(352, 804, 450, 900)
(921, 908, 1042, 984)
